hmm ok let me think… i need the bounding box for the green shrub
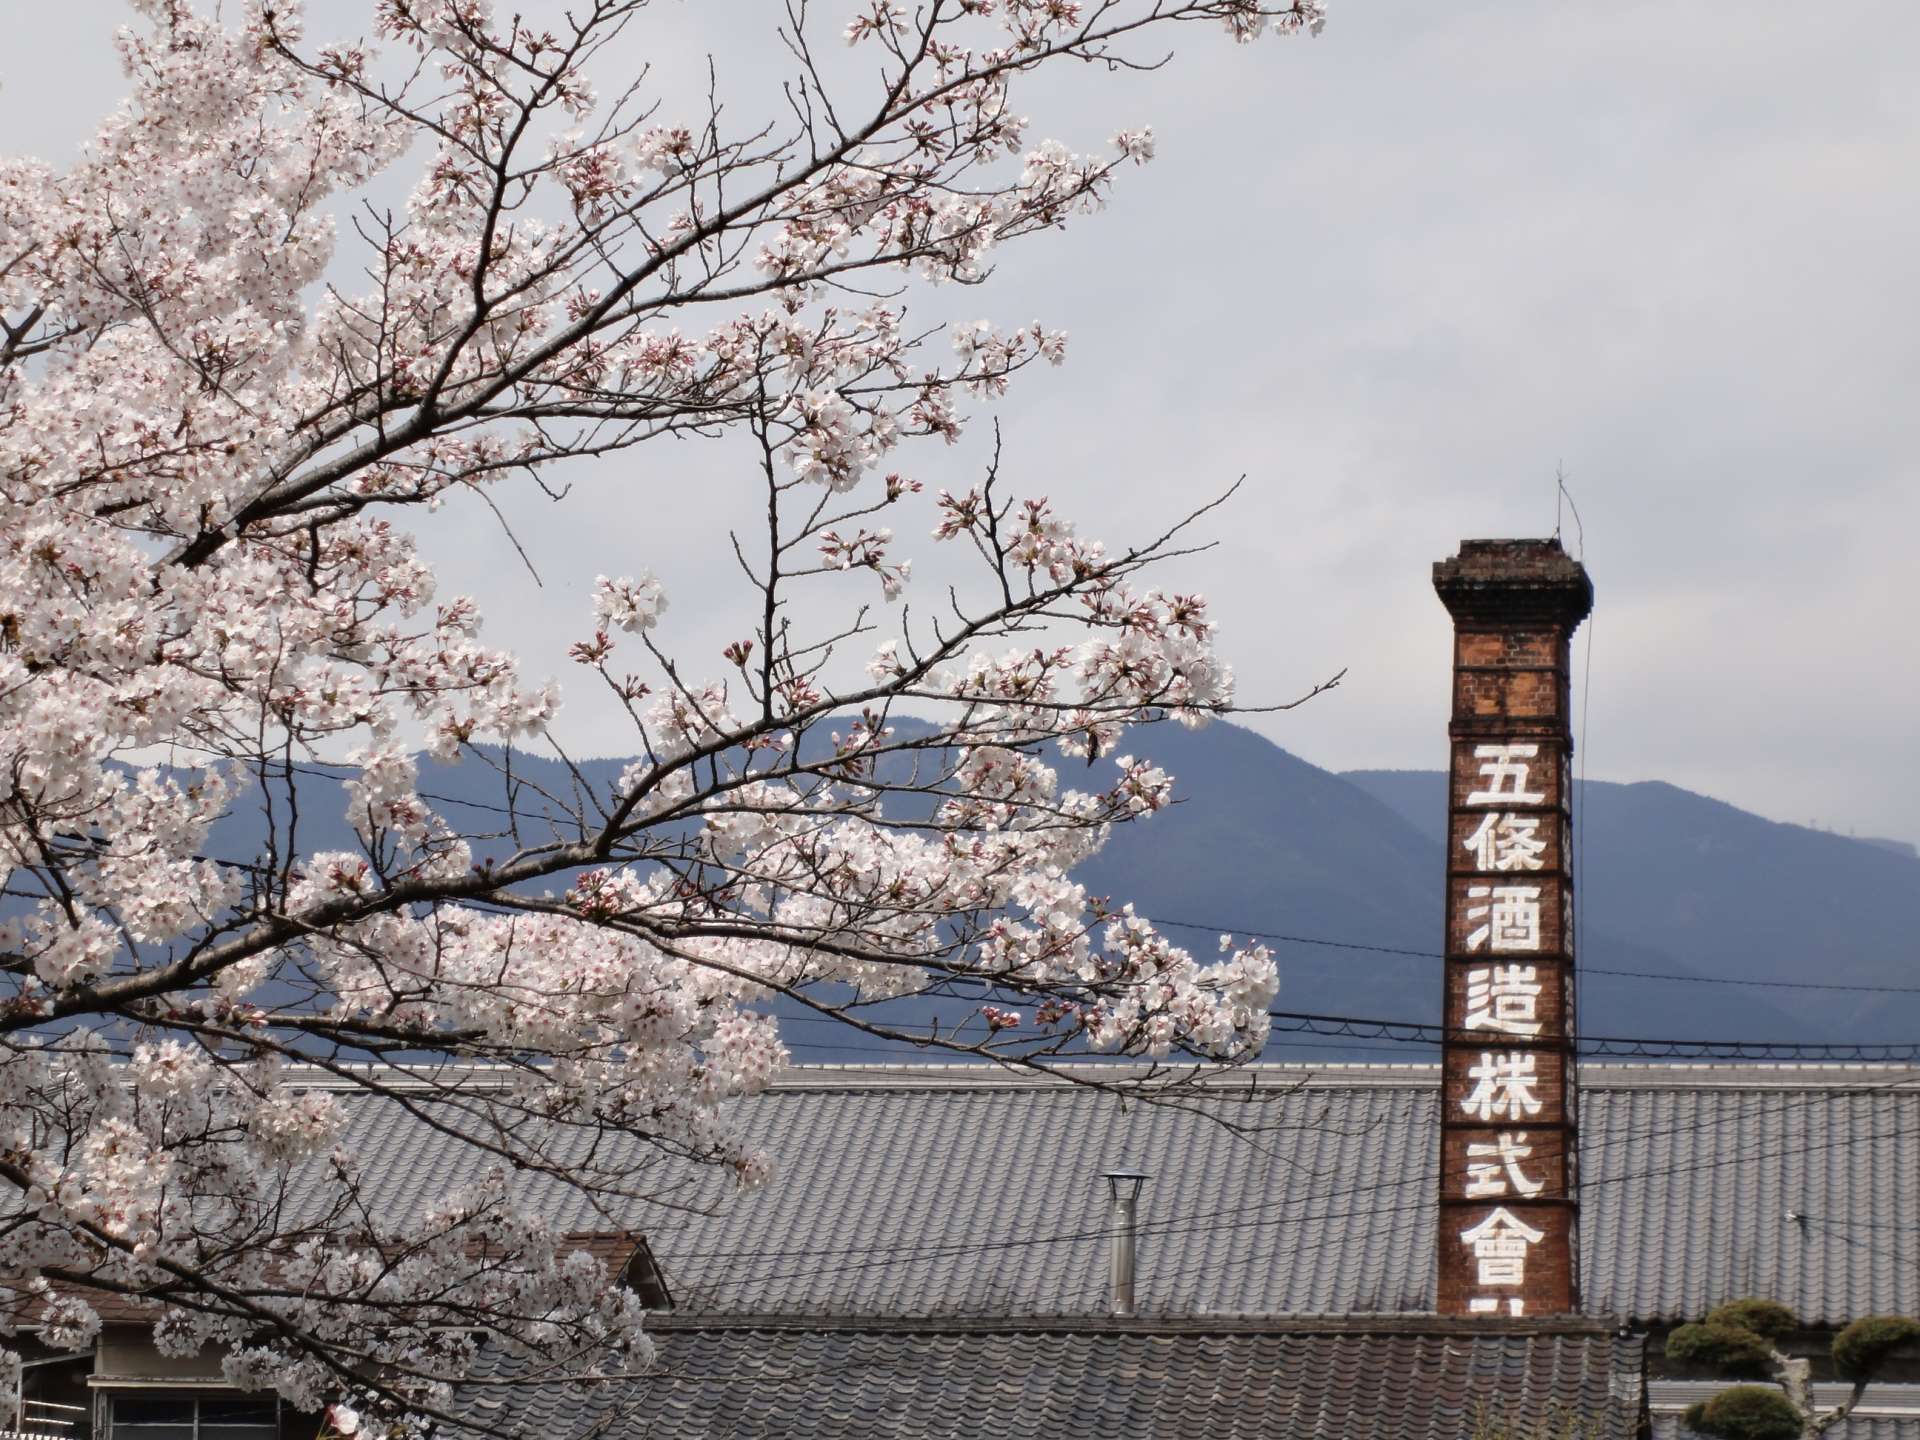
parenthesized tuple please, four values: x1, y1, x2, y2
(1705, 1299, 1798, 1341)
(1682, 1386, 1802, 1440)
(1666, 1322, 1774, 1378)
(1831, 1315, 1920, 1380)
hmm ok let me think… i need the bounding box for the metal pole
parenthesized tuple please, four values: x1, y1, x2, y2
(1110, 1188, 1137, 1318)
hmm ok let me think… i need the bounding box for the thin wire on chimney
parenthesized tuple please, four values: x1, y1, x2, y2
(1555, 467, 1594, 1042)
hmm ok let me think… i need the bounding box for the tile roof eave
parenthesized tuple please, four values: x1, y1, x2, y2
(758, 1061, 1920, 1093)
(639, 1311, 1637, 1337)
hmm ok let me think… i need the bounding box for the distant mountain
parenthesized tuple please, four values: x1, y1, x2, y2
(191, 720, 1916, 1061)
(1341, 765, 1920, 1042)
(1860, 836, 1920, 862)
(1070, 728, 1858, 1053)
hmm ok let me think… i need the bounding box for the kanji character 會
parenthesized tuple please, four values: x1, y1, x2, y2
(1459, 1206, 1544, 1287)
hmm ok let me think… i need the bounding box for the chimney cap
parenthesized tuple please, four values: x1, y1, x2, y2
(1101, 1170, 1151, 1201)
(1433, 536, 1593, 626)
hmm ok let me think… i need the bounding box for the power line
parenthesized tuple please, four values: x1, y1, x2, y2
(1801, 1219, 1917, 1272)
(652, 1069, 1920, 1280)
(42, 751, 1917, 1002)
(1144, 915, 1920, 996)
(1789, 1215, 1920, 1234)
(1560, 469, 1595, 1058)
(772, 1004, 1920, 1062)
(667, 1112, 1920, 1303)
(29, 1002, 1906, 1064)
(1261, 1009, 1920, 1062)
(688, 1117, 1920, 1306)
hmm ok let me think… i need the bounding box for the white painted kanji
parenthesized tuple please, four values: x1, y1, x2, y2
(1463, 884, 1542, 953)
(1465, 743, 1546, 806)
(1469, 1296, 1527, 1316)
(1460, 1206, 1544, 1287)
(1464, 964, 1543, 1036)
(1461, 1052, 1545, 1122)
(1464, 1132, 1547, 1199)
(1461, 811, 1546, 872)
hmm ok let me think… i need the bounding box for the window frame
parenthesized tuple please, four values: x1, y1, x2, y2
(106, 1391, 282, 1440)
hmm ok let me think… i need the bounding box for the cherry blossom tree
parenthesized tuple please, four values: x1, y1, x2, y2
(0, 0, 1330, 1430)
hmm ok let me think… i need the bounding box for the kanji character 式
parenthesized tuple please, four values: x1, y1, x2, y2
(1464, 1132, 1547, 1199)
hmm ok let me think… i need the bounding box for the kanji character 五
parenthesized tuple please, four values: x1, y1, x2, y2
(1465, 743, 1547, 806)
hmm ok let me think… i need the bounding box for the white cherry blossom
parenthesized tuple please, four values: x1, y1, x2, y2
(0, 0, 1330, 1430)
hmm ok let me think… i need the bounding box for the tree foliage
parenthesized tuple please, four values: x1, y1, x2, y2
(1681, 1388, 1803, 1440)
(0, 0, 1331, 1431)
(1831, 1315, 1920, 1381)
(1706, 1299, 1799, 1342)
(1667, 1322, 1776, 1379)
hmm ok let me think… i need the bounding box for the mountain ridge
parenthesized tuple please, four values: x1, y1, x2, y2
(195, 718, 1915, 1059)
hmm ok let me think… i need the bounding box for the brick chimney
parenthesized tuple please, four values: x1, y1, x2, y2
(1432, 538, 1593, 1317)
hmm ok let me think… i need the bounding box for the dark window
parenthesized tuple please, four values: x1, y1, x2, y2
(197, 1400, 277, 1440)
(17, 1356, 95, 1440)
(110, 1394, 279, 1440)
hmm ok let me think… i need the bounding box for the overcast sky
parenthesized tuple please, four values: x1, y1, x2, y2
(5, 2, 1915, 841)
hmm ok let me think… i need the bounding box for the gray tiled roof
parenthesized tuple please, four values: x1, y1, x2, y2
(1583, 1073, 1920, 1324)
(313, 1063, 1920, 1326)
(466, 1321, 1646, 1440)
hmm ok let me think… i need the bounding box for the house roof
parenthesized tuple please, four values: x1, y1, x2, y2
(310, 1061, 1920, 1328)
(463, 1317, 1648, 1440)
(650, 1064, 1920, 1325)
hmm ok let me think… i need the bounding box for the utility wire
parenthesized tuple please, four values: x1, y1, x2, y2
(651, 1069, 1920, 1275)
(25, 1002, 1906, 1063)
(667, 1114, 1920, 1302)
(1144, 915, 1920, 996)
(1559, 469, 1594, 1054)
(132, 749, 1916, 1000)
(682, 1116, 1920, 1303)
(58, 756, 1917, 1002)
(1260, 1009, 1920, 1062)
(769, 1004, 1920, 1062)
